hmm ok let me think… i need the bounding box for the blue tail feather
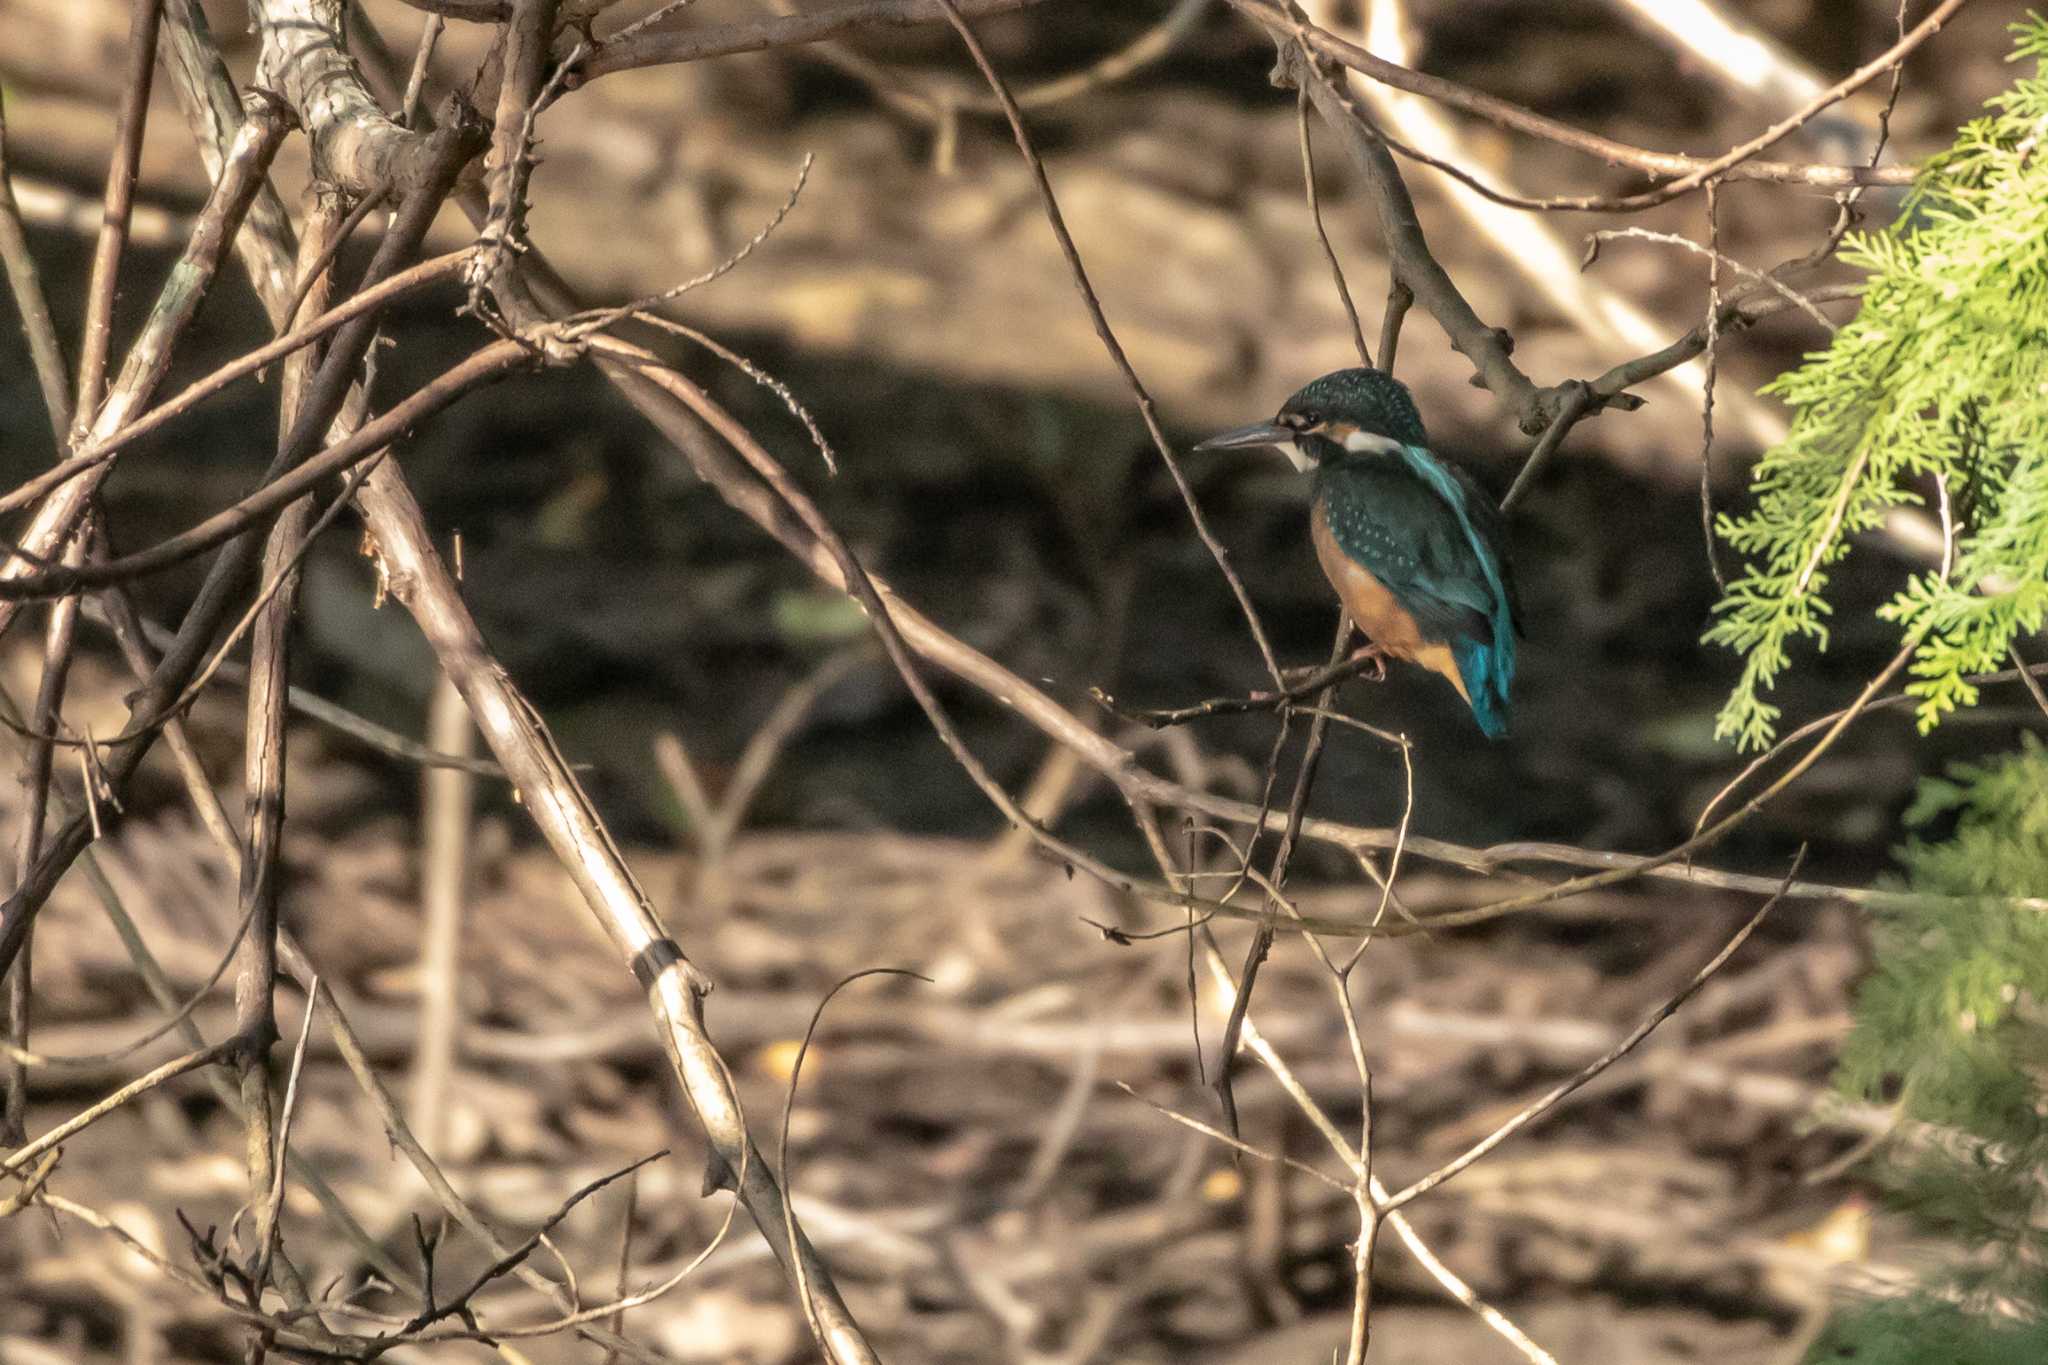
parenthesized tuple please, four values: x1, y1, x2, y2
(1453, 633, 1514, 740)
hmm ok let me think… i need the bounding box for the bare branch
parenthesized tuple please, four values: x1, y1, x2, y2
(0, 251, 475, 521)
(0, 1039, 232, 1177)
(1225, 0, 1929, 194)
(0, 89, 73, 437)
(576, 0, 1054, 84)
(0, 93, 291, 638)
(75, 0, 167, 425)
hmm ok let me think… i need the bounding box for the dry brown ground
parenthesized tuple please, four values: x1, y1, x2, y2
(8, 766, 1895, 1362)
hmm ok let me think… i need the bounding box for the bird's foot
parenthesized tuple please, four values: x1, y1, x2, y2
(1344, 644, 1389, 684)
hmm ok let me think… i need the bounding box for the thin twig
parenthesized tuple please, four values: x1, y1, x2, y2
(929, 0, 1284, 685)
(400, 14, 447, 128)
(652, 731, 720, 848)
(1092, 647, 1386, 727)
(598, 0, 705, 49)
(1299, 79, 1370, 367)
(249, 978, 321, 1297)
(1377, 279, 1411, 376)
(1499, 381, 1590, 514)
(599, 1173, 641, 1365)
(0, 88, 73, 438)
(703, 645, 871, 864)
(36, 1193, 312, 1341)
(230, 183, 342, 1342)
(779, 969, 929, 1358)
(1379, 1196, 1556, 1364)
(626, 312, 839, 473)
(564, 152, 815, 338)
(1700, 183, 1727, 590)
(0, 251, 473, 521)
(768, 0, 1208, 130)
(1227, 0, 1942, 199)
(1189, 931, 1558, 1363)
(3, 537, 84, 1144)
(1691, 653, 2048, 839)
(1411, 647, 1915, 934)
(1382, 851, 1802, 1212)
(1585, 225, 1839, 335)
(75, 0, 168, 426)
(578, 0, 1054, 82)
(1342, 730, 1412, 974)
(1216, 623, 1349, 1139)
(309, 969, 666, 1358)
(0, 888, 259, 1069)
(1116, 1081, 1350, 1191)
(1231, 837, 1389, 1360)
(0, 1040, 232, 1176)
(279, 179, 391, 330)
(2012, 645, 2048, 722)
(395, 1152, 667, 1338)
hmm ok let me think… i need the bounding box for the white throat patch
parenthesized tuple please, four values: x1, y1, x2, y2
(1340, 428, 1406, 456)
(1281, 440, 1316, 473)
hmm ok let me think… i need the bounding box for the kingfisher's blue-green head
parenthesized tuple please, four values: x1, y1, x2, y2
(1195, 366, 1521, 740)
(1194, 367, 1429, 471)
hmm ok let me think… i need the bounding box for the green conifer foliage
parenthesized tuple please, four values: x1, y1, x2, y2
(1707, 19, 2048, 750)
(1812, 737, 2048, 1359)
(1807, 1300, 2048, 1364)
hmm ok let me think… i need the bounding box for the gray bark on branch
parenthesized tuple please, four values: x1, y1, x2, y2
(255, 0, 446, 189)
(225, 5, 885, 1359)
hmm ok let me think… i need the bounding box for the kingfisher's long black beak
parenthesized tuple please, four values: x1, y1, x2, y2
(1192, 421, 1293, 453)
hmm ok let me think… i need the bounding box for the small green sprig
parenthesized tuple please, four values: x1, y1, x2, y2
(1708, 17, 2048, 749)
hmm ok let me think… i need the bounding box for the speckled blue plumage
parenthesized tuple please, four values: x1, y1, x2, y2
(1291, 370, 1521, 738)
(1283, 368, 1431, 447)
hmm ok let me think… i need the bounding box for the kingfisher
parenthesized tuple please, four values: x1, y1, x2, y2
(1196, 367, 1523, 739)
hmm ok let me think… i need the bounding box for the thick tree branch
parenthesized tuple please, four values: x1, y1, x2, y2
(218, 9, 883, 1357)
(254, 0, 444, 188)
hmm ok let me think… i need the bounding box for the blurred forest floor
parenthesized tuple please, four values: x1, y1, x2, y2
(0, 1, 2037, 1360)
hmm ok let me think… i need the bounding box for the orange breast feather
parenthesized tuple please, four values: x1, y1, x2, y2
(1310, 503, 1471, 704)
